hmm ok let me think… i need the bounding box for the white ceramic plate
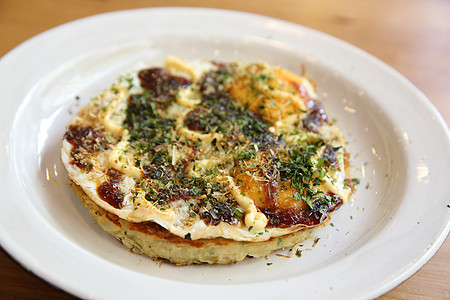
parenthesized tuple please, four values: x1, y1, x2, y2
(1, 7, 449, 300)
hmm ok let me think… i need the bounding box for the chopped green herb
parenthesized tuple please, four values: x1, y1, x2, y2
(351, 178, 360, 185)
(141, 181, 148, 192)
(234, 208, 244, 219)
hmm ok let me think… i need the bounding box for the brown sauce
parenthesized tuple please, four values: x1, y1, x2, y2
(64, 125, 109, 171)
(138, 67, 191, 100)
(302, 98, 328, 132)
(184, 107, 209, 132)
(200, 198, 239, 226)
(97, 169, 124, 209)
(262, 194, 342, 228)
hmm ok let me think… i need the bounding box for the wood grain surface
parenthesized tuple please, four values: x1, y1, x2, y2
(0, 0, 449, 299)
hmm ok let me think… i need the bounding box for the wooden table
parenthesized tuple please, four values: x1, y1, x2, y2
(1, 0, 449, 299)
